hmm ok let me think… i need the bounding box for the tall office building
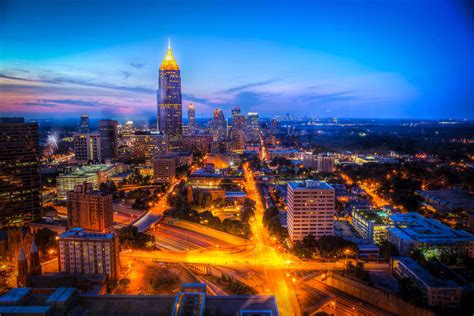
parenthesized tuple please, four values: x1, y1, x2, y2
(287, 180, 335, 241)
(79, 114, 90, 133)
(0, 117, 41, 227)
(247, 112, 260, 142)
(157, 40, 182, 151)
(188, 102, 196, 135)
(230, 107, 246, 151)
(73, 133, 101, 162)
(58, 228, 120, 280)
(66, 183, 113, 233)
(99, 120, 118, 160)
(211, 109, 227, 141)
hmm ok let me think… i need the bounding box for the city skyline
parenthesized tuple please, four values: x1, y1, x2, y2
(1, 0, 474, 120)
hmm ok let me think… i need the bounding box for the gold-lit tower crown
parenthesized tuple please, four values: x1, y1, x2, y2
(160, 38, 179, 71)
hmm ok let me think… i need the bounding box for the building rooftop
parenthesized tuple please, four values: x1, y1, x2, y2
(0, 284, 278, 315)
(288, 180, 334, 191)
(394, 257, 461, 288)
(353, 208, 390, 224)
(59, 164, 115, 178)
(59, 228, 114, 240)
(389, 212, 474, 244)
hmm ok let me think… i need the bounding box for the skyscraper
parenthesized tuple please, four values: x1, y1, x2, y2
(0, 117, 41, 227)
(99, 119, 118, 160)
(188, 102, 196, 135)
(79, 114, 90, 133)
(66, 183, 114, 233)
(247, 112, 260, 142)
(211, 109, 227, 141)
(230, 106, 246, 151)
(157, 40, 182, 151)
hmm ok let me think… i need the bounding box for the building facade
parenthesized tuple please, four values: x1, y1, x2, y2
(351, 208, 391, 244)
(66, 183, 113, 233)
(287, 180, 335, 241)
(73, 133, 101, 162)
(211, 109, 227, 141)
(153, 156, 176, 183)
(157, 41, 182, 151)
(0, 117, 42, 227)
(130, 131, 167, 163)
(388, 212, 474, 258)
(246, 112, 260, 143)
(187, 102, 196, 135)
(99, 120, 118, 160)
(58, 228, 120, 280)
(79, 114, 90, 133)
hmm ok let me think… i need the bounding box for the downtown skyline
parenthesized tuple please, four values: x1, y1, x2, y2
(1, 0, 474, 120)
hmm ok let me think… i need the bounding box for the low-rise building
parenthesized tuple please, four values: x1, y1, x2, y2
(0, 283, 278, 315)
(351, 208, 392, 244)
(388, 212, 474, 258)
(56, 164, 116, 199)
(416, 189, 474, 213)
(391, 256, 463, 308)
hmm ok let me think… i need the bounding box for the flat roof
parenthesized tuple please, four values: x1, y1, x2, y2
(0, 288, 31, 305)
(59, 228, 114, 240)
(59, 164, 115, 178)
(288, 180, 333, 191)
(395, 257, 461, 288)
(389, 212, 474, 243)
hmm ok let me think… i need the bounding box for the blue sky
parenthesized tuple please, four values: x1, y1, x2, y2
(1, 0, 473, 119)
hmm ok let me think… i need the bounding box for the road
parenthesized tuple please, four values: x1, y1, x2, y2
(243, 162, 301, 316)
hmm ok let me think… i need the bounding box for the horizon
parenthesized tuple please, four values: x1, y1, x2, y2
(1, 0, 474, 119)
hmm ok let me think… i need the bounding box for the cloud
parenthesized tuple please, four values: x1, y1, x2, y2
(129, 62, 145, 69)
(0, 72, 154, 95)
(23, 98, 108, 108)
(121, 70, 132, 80)
(222, 79, 280, 93)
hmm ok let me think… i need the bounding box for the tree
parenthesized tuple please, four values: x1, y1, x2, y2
(34, 228, 58, 255)
(118, 225, 155, 249)
(316, 235, 358, 258)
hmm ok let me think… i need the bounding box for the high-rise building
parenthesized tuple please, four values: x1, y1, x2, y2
(122, 121, 133, 138)
(0, 117, 41, 227)
(99, 120, 118, 160)
(211, 109, 227, 141)
(157, 40, 182, 151)
(188, 102, 196, 135)
(58, 228, 120, 280)
(247, 112, 259, 142)
(270, 118, 280, 135)
(130, 131, 167, 163)
(66, 183, 113, 233)
(317, 155, 335, 173)
(73, 133, 101, 162)
(287, 180, 335, 241)
(230, 107, 246, 151)
(79, 114, 90, 133)
(153, 155, 176, 183)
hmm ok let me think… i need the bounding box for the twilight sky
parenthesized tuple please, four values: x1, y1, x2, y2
(1, 0, 474, 120)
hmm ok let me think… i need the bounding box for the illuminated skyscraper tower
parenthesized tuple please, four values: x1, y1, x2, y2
(157, 40, 182, 151)
(188, 102, 196, 135)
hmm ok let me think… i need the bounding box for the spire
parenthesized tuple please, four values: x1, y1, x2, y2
(160, 39, 179, 71)
(18, 248, 26, 261)
(30, 239, 38, 254)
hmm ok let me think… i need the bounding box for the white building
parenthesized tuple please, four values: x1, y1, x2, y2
(287, 180, 335, 241)
(58, 228, 120, 280)
(317, 155, 335, 173)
